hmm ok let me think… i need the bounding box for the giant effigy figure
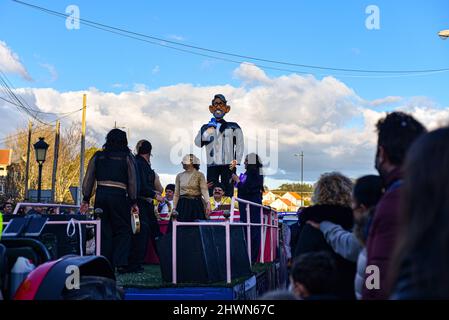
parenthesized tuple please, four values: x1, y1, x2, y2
(195, 94, 244, 197)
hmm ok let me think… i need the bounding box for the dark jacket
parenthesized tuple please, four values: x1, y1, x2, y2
(391, 254, 449, 300)
(290, 222, 301, 259)
(362, 168, 402, 300)
(194, 119, 244, 166)
(135, 155, 156, 200)
(294, 204, 356, 299)
(236, 170, 264, 203)
(82, 150, 138, 204)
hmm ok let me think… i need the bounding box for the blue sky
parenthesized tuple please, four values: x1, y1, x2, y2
(0, 0, 448, 187)
(1, 0, 448, 101)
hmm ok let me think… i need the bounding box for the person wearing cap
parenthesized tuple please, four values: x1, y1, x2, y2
(173, 154, 211, 223)
(194, 94, 244, 198)
(80, 128, 138, 273)
(127, 140, 164, 273)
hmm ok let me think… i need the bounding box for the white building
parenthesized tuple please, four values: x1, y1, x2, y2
(281, 192, 302, 206)
(263, 191, 277, 203)
(0, 149, 12, 195)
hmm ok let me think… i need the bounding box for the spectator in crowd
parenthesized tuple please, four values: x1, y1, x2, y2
(157, 184, 175, 220)
(290, 251, 337, 300)
(289, 206, 305, 261)
(390, 127, 449, 299)
(307, 175, 384, 299)
(1, 202, 13, 215)
(363, 112, 425, 299)
(280, 216, 292, 265)
(26, 206, 44, 216)
(173, 154, 211, 222)
(293, 172, 355, 299)
(232, 153, 264, 263)
(279, 216, 293, 288)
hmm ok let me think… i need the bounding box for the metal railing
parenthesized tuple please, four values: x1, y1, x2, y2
(171, 196, 278, 284)
(3, 202, 101, 256)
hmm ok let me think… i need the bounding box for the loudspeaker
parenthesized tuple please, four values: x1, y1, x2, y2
(158, 224, 252, 283)
(41, 215, 87, 257)
(3, 214, 87, 258)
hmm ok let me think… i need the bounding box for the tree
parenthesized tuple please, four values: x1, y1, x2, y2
(4, 122, 99, 203)
(277, 183, 314, 193)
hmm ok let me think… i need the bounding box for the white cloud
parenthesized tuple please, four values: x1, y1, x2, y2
(133, 83, 150, 91)
(39, 63, 58, 82)
(233, 62, 270, 84)
(2, 64, 448, 189)
(0, 40, 32, 81)
(369, 96, 402, 107)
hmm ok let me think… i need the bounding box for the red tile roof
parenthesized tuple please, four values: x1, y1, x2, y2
(281, 198, 294, 206)
(284, 192, 302, 199)
(0, 149, 12, 166)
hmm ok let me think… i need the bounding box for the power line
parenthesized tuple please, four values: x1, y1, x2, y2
(0, 70, 39, 112)
(12, 0, 449, 77)
(0, 107, 84, 145)
(0, 94, 84, 116)
(0, 72, 50, 124)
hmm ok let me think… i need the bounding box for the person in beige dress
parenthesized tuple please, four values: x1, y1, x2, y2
(173, 154, 211, 222)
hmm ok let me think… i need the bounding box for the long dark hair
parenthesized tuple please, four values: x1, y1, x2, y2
(103, 128, 129, 152)
(390, 127, 449, 298)
(245, 153, 264, 194)
(246, 153, 263, 173)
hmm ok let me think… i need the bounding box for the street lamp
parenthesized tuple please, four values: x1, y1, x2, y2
(294, 152, 304, 207)
(438, 29, 449, 40)
(33, 137, 49, 203)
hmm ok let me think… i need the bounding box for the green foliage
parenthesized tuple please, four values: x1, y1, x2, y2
(277, 183, 313, 193)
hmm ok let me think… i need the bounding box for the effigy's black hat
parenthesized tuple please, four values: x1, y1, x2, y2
(212, 94, 227, 104)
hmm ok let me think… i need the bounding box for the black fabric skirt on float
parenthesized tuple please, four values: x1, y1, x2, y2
(176, 196, 206, 222)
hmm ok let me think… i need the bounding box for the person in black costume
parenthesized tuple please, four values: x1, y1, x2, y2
(232, 153, 264, 263)
(128, 140, 164, 273)
(80, 129, 138, 273)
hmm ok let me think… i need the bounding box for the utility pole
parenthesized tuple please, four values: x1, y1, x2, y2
(51, 120, 60, 203)
(78, 94, 87, 205)
(294, 151, 304, 207)
(24, 120, 32, 200)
